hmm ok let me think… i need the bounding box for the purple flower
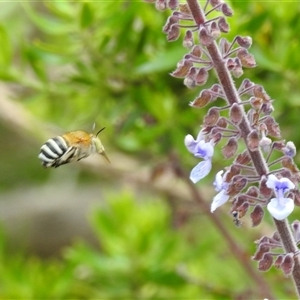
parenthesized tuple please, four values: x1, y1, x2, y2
(211, 170, 230, 212)
(185, 130, 214, 183)
(266, 174, 295, 220)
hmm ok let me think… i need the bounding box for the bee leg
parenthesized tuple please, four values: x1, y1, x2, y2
(54, 147, 77, 167)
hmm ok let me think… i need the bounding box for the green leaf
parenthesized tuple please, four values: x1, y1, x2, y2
(135, 47, 187, 75)
(22, 3, 75, 35)
(23, 46, 47, 82)
(80, 3, 94, 29)
(0, 25, 11, 68)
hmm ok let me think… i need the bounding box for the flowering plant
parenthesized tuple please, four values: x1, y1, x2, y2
(146, 0, 300, 297)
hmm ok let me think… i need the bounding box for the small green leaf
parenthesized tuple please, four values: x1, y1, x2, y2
(22, 3, 75, 35)
(80, 3, 94, 29)
(0, 25, 11, 68)
(23, 46, 47, 82)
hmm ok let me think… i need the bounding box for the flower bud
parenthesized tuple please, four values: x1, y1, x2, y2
(259, 176, 273, 198)
(247, 109, 259, 127)
(222, 137, 238, 159)
(216, 117, 227, 128)
(246, 186, 259, 198)
(253, 85, 271, 102)
(184, 77, 195, 89)
(247, 130, 260, 151)
(168, 0, 179, 10)
(237, 201, 249, 218)
(274, 255, 284, 269)
(171, 59, 193, 78)
(232, 58, 243, 78)
(219, 38, 231, 54)
(225, 165, 241, 182)
(190, 90, 212, 108)
(250, 204, 264, 227)
(211, 132, 222, 145)
(195, 68, 209, 85)
(252, 243, 270, 261)
(230, 103, 243, 124)
(232, 195, 247, 211)
(210, 0, 222, 7)
(204, 107, 219, 126)
(163, 15, 179, 33)
(227, 175, 247, 195)
(226, 58, 235, 71)
(237, 49, 256, 68)
(184, 67, 197, 88)
(292, 220, 300, 242)
(278, 168, 292, 179)
(236, 35, 252, 49)
(281, 157, 299, 176)
(210, 21, 220, 39)
(218, 17, 229, 33)
(241, 78, 254, 91)
(273, 141, 285, 151)
(231, 164, 241, 174)
(261, 103, 274, 115)
(183, 30, 194, 49)
(281, 253, 294, 276)
(263, 116, 281, 137)
(221, 3, 233, 16)
(259, 137, 272, 153)
(199, 27, 213, 46)
(235, 150, 251, 165)
(282, 141, 296, 157)
(167, 24, 180, 41)
(190, 45, 202, 57)
(258, 253, 273, 271)
(156, 0, 167, 11)
(250, 96, 263, 109)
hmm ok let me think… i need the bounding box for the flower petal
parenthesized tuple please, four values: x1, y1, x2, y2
(213, 170, 224, 192)
(279, 178, 295, 190)
(194, 140, 214, 159)
(266, 174, 295, 191)
(267, 197, 294, 220)
(190, 159, 212, 183)
(211, 190, 230, 212)
(184, 134, 197, 154)
(266, 174, 278, 189)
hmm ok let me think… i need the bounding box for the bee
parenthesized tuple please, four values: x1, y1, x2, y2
(38, 127, 110, 168)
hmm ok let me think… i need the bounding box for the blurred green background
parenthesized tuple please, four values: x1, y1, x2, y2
(0, 1, 300, 299)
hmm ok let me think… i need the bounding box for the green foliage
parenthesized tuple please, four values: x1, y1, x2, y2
(0, 193, 289, 299)
(0, 1, 299, 298)
(1, 2, 299, 168)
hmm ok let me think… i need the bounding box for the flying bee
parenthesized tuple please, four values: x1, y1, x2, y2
(38, 127, 110, 168)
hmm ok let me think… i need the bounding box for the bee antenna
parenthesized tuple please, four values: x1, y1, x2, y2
(96, 127, 106, 137)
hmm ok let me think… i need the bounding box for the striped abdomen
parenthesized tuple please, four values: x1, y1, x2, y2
(38, 136, 89, 168)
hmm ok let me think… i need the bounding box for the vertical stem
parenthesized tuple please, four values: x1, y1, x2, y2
(186, 0, 300, 297)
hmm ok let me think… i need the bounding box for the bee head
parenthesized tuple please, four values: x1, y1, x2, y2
(93, 127, 110, 163)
